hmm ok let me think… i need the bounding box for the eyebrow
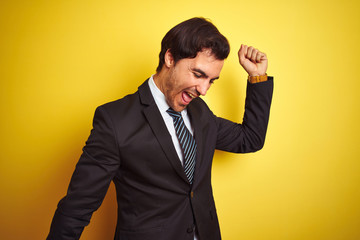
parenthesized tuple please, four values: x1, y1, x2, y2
(192, 68, 220, 81)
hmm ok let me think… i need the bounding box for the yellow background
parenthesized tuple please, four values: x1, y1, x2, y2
(1, 0, 360, 239)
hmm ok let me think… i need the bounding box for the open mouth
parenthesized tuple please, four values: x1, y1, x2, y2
(182, 91, 197, 104)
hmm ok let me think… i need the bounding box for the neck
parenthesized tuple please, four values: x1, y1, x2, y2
(153, 69, 168, 95)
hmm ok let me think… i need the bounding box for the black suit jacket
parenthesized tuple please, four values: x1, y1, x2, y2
(47, 77, 273, 240)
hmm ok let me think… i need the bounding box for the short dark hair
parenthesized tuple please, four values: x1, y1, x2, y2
(156, 17, 230, 72)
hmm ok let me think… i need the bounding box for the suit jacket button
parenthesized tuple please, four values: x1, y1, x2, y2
(187, 227, 194, 233)
(190, 191, 194, 198)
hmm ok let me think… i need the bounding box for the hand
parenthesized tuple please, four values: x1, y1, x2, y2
(238, 44, 268, 76)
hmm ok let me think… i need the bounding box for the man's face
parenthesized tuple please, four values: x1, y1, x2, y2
(163, 49, 224, 112)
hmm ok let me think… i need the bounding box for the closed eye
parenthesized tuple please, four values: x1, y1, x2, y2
(192, 68, 219, 83)
(193, 72, 202, 78)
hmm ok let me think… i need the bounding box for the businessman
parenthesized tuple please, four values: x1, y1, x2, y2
(47, 17, 273, 240)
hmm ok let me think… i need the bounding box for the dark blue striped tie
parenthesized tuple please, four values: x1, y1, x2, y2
(167, 108, 196, 184)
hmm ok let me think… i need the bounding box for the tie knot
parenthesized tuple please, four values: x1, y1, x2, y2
(166, 108, 182, 119)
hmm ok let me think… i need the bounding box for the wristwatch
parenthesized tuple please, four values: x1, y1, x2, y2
(248, 74, 268, 84)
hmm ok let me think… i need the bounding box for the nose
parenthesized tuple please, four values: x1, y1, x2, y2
(196, 81, 211, 96)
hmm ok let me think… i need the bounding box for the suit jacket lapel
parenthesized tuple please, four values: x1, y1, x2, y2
(187, 101, 204, 185)
(138, 80, 189, 183)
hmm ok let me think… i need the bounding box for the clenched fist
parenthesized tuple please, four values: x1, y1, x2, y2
(238, 44, 268, 76)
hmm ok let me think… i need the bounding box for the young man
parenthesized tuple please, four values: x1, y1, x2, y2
(47, 17, 273, 240)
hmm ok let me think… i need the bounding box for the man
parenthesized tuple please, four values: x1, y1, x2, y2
(47, 17, 273, 240)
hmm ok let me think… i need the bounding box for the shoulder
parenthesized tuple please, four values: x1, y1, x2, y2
(90, 90, 143, 127)
(97, 79, 152, 115)
(188, 97, 217, 123)
(98, 91, 140, 113)
(189, 97, 211, 112)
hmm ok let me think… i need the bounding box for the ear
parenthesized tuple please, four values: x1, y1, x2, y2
(164, 49, 174, 68)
